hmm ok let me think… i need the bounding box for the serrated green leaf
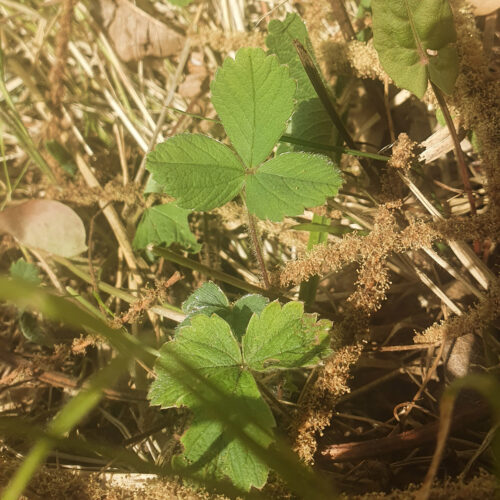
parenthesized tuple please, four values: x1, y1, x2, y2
(9, 259, 41, 285)
(228, 294, 269, 341)
(182, 282, 229, 316)
(266, 13, 319, 102)
(372, 0, 458, 98)
(288, 98, 338, 157)
(148, 313, 275, 490)
(149, 314, 242, 409)
(210, 47, 296, 167)
(177, 371, 274, 491)
(245, 152, 342, 221)
(133, 203, 201, 253)
(146, 134, 245, 211)
(243, 301, 332, 372)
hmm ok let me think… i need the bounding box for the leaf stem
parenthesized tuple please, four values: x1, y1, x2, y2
(152, 246, 272, 296)
(247, 211, 271, 290)
(280, 134, 390, 162)
(431, 82, 476, 217)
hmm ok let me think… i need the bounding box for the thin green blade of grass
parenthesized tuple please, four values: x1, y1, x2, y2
(1, 356, 129, 500)
(0, 47, 56, 183)
(298, 213, 329, 308)
(0, 277, 158, 362)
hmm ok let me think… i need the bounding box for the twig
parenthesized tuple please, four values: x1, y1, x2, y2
(320, 400, 489, 463)
(431, 82, 476, 217)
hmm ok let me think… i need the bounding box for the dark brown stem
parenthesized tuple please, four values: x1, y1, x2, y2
(319, 400, 489, 463)
(293, 39, 355, 149)
(431, 82, 477, 216)
(247, 211, 270, 289)
(293, 40, 379, 186)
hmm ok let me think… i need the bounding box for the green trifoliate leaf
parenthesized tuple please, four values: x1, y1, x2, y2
(146, 134, 245, 211)
(9, 259, 41, 285)
(210, 47, 296, 167)
(148, 313, 275, 491)
(245, 152, 342, 221)
(243, 301, 332, 372)
(266, 13, 318, 103)
(133, 203, 201, 253)
(372, 0, 459, 98)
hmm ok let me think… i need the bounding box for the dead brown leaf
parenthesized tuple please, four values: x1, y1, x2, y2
(0, 200, 87, 258)
(95, 0, 185, 62)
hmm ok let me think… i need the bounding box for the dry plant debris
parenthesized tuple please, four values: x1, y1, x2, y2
(0, 0, 499, 498)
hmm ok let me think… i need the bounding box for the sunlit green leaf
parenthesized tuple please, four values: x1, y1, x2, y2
(245, 153, 342, 221)
(211, 47, 296, 167)
(133, 203, 200, 253)
(243, 301, 332, 372)
(146, 134, 245, 211)
(372, 0, 458, 97)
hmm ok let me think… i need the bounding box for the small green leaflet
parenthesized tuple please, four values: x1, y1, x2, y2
(243, 301, 332, 371)
(9, 259, 41, 285)
(147, 134, 244, 211)
(149, 286, 332, 490)
(245, 153, 342, 221)
(210, 47, 296, 167)
(371, 0, 459, 98)
(146, 47, 343, 222)
(133, 202, 200, 253)
(182, 281, 229, 317)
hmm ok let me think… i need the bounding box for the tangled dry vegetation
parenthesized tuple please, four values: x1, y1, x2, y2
(0, 0, 499, 498)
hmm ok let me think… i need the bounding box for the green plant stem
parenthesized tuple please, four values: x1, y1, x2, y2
(280, 134, 390, 162)
(247, 211, 271, 289)
(299, 213, 329, 307)
(152, 246, 273, 297)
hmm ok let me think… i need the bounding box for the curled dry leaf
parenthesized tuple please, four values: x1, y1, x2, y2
(95, 0, 185, 62)
(0, 200, 87, 258)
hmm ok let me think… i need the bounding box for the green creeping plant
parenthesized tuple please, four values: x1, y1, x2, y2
(148, 282, 333, 491)
(143, 41, 343, 492)
(145, 47, 343, 223)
